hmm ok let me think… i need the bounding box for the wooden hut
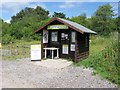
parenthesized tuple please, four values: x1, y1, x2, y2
(35, 17, 96, 62)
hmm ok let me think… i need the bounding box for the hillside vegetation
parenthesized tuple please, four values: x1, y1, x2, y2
(76, 32, 119, 86)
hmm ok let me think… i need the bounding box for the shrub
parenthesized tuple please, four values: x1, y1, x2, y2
(2, 34, 15, 44)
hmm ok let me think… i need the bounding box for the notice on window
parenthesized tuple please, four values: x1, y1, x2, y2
(61, 33, 65, 38)
(51, 32, 58, 41)
(43, 30, 48, 43)
(71, 32, 75, 43)
(31, 45, 41, 60)
(62, 44, 68, 54)
(71, 44, 75, 51)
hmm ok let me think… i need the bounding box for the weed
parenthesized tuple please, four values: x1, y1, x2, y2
(76, 32, 119, 86)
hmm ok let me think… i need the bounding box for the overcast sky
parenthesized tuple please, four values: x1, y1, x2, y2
(0, 0, 119, 23)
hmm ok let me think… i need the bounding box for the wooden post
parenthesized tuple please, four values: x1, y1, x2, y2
(57, 49, 59, 58)
(52, 50, 54, 60)
(41, 32, 44, 59)
(74, 31, 77, 63)
(45, 49, 47, 58)
(0, 43, 1, 49)
(9, 42, 12, 56)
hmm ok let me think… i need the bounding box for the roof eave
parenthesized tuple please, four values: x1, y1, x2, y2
(56, 18, 84, 34)
(85, 32, 97, 34)
(35, 18, 57, 33)
(35, 17, 96, 35)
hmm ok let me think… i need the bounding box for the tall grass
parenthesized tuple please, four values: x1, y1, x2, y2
(2, 40, 40, 60)
(76, 32, 119, 86)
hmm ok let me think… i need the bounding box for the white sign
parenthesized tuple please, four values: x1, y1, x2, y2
(31, 45, 41, 60)
(43, 30, 48, 43)
(71, 44, 75, 51)
(71, 31, 75, 42)
(48, 25, 68, 29)
(62, 44, 68, 54)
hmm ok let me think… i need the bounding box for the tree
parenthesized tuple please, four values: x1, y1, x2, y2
(11, 6, 49, 23)
(9, 6, 50, 41)
(35, 6, 49, 21)
(91, 4, 115, 35)
(1, 18, 15, 44)
(0, 18, 3, 42)
(71, 13, 87, 26)
(52, 12, 66, 18)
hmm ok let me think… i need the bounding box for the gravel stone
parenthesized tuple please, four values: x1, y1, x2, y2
(1, 59, 117, 88)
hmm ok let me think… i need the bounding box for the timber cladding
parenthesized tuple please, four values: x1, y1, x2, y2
(35, 17, 96, 62)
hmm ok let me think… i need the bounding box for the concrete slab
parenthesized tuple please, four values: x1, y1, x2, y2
(31, 59, 73, 69)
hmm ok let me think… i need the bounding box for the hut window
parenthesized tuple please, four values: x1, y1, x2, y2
(51, 31, 58, 42)
(71, 31, 75, 43)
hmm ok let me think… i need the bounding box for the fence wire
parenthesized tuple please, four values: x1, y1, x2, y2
(1, 45, 30, 60)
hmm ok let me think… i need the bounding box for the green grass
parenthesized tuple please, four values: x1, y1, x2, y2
(2, 40, 40, 60)
(75, 32, 119, 86)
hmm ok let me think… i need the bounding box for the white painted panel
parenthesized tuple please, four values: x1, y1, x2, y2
(31, 45, 41, 60)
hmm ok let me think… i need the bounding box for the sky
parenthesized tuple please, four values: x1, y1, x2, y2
(0, 0, 119, 23)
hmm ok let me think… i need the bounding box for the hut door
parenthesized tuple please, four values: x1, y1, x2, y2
(61, 31, 69, 55)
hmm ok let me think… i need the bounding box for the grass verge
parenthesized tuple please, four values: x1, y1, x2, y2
(75, 32, 119, 86)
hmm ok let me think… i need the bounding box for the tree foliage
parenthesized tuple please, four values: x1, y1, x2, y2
(91, 4, 115, 35)
(11, 6, 49, 23)
(52, 12, 66, 18)
(1, 4, 118, 44)
(71, 13, 87, 26)
(1, 19, 14, 44)
(8, 6, 50, 42)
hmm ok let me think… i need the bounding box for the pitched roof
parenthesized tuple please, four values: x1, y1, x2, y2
(35, 17, 96, 34)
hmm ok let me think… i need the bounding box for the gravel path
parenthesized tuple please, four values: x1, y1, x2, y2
(1, 59, 117, 88)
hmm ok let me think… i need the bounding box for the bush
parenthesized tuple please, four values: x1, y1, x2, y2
(2, 34, 15, 44)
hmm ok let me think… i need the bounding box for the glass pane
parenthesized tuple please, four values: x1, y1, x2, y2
(71, 31, 75, 43)
(51, 31, 58, 41)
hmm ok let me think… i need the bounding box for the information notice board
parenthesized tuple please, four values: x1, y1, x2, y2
(31, 45, 41, 60)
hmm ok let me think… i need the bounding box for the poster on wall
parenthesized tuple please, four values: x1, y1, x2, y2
(43, 30, 48, 43)
(71, 44, 75, 51)
(71, 31, 75, 42)
(62, 44, 68, 54)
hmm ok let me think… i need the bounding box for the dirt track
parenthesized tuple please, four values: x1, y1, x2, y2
(1, 59, 117, 88)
